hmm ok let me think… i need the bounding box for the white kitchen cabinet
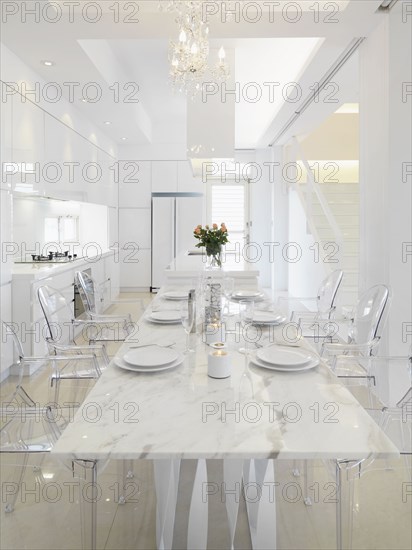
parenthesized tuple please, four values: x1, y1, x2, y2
(119, 161, 151, 208)
(11, 252, 117, 366)
(119, 248, 151, 289)
(12, 96, 45, 164)
(10, 96, 45, 196)
(119, 208, 151, 250)
(151, 161, 178, 192)
(1, 91, 12, 181)
(177, 160, 204, 193)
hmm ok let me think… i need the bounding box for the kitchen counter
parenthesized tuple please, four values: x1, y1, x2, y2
(12, 249, 116, 280)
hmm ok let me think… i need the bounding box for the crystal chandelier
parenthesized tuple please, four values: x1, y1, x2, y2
(159, 1, 230, 95)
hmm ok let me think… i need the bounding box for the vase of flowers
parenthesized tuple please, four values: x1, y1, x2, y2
(193, 223, 229, 269)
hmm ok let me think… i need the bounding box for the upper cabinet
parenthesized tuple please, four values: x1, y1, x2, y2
(152, 161, 178, 193)
(177, 160, 204, 193)
(12, 96, 45, 164)
(0, 94, 13, 191)
(119, 161, 151, 208)
(152, 160, 204, 194)
(5, 92, 117, 206)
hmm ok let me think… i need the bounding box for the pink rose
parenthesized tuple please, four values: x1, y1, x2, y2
(212, 223, 218, 229)
(194, 227, 200, 234)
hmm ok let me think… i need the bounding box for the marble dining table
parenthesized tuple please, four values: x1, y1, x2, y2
(51, 286, 400, 550)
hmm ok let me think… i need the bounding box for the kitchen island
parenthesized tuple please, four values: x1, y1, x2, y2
(162, 250, 260, 288)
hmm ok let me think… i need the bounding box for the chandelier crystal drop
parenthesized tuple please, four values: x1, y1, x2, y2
(159, 1, 230, 96)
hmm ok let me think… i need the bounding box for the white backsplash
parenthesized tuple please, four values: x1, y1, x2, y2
(13, 196, 108, 261)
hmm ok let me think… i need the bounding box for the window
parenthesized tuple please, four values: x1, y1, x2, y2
(208, 182, 248, 252)
(45, 216, 79, 243)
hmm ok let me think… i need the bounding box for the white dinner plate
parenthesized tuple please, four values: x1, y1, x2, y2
(145, 315, 181, 325)
(123, 347, 179, 368)
(232, 290, 263, 299)
(163, 291, 188, 301)
(250, 355, 319, 372)
(252, 311, 287, 325)
(113, 354, 183, 373)
(257, 346, 315, 367)
(150, 311, 181, 322)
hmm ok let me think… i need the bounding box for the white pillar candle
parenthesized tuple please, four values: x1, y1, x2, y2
(204, 323, 226, 345)
(208, 349, 231, 379)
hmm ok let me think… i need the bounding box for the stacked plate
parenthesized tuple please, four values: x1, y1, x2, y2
(114, 346, 184, 373)
(162, 290, 189, 301)
(252, 310, 286, 326)
(145, 310, 181, 324)
(230, 290, 265, 302)
(251, 346, 319, 372)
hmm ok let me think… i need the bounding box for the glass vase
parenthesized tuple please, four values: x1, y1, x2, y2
(205, 246, 222, 270)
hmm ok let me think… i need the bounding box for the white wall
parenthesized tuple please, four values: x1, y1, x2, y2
(288, 189, 326, 298)
(359, 4, 412, 354)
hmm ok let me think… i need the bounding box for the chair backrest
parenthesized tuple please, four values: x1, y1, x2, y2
(350, 285, 391, 347)
(317, 270, 344, 314)
(37, 286, 75, 346)
(75, 271, 99, 315)
(1, 321, 25, 403)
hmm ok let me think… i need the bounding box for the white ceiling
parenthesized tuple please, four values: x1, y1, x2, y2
(0, 0, 384, 151)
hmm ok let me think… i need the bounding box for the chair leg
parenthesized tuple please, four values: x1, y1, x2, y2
(4, 451, 31, 513)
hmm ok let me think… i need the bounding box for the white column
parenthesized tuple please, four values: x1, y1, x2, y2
(359, 4, 412, 354)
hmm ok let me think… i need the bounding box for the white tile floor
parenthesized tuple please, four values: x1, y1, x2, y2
(1, 294, 411, 550)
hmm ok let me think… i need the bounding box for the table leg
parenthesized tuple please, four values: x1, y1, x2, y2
(187, 458, 209, 550)
(243, 459, 276, 550)
(154, 459, 181, 550)
(223, 459, 244, 550)
(335, 460, 355, 550)
(73, 459, 98, 550)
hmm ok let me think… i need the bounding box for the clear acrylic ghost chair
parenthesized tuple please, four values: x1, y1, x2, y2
(75, 271, 134, 343)
(321, 284, 391, 386)
(37, 286, 110, 401)
(277, 270, 344, 345)
(0, 322, 91, 513)
(332, 353, 411, 550)
(289, 269, 344, 322)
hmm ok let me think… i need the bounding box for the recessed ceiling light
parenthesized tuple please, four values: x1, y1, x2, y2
(104, 121, 112, 125)
(41, 60, 54, 67)
(121, 137, 127, 141)
(81, 98, 88, 103)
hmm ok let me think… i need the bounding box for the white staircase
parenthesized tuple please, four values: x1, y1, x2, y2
(310, 182, 359, 305)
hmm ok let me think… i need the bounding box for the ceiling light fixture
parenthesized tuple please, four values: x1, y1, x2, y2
(41, 60, 54, 67)
(159, 1, 230, 97)
(121, 137, 127, 141)
(104, 121, 112, 125)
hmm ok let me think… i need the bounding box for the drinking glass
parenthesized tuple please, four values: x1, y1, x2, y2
(223, 276, 235, 317)
(180, 301, 195, 353)
(239, 299, 255, 355)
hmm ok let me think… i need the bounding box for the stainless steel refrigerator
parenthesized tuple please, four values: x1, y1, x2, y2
(151, 192, 203, 291)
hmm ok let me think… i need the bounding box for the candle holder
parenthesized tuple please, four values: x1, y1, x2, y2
(208, 349, 231, 379)
(204, 322, 226, 345)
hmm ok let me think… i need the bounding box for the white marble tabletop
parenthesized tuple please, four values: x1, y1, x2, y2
(52, 290, 399, 461)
